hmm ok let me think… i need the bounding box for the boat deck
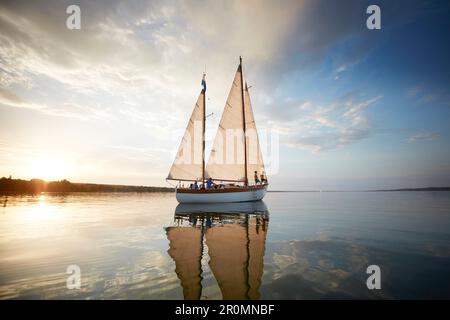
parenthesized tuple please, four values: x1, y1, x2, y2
(177, 184, 268, 194)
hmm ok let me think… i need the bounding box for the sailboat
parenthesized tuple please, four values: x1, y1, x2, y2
(167, 57, 268, 203)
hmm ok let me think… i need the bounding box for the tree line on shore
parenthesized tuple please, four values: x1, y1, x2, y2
(0, 177, 174, 193)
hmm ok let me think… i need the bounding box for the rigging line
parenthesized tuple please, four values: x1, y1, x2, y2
(165, 179, 177, 187)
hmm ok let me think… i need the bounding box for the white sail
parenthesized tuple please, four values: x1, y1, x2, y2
(205, 66, 265, 182)
(205, 67, 246, 181)
(244, 83, 265, 180)
(167, 92, 204, 181)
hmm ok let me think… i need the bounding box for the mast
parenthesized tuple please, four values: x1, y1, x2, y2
(202, 74, 206, 185)
(239, 56, 248, 185)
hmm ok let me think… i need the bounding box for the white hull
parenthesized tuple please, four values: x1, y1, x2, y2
(175, 186, 267, 204)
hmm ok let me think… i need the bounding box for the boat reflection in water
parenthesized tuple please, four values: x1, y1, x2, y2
(165, 201, 269, 300)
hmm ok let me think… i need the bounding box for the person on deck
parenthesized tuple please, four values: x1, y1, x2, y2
(193, 181, 199, 190)
(260, 172, 267, 184)
(254, 171, 260, 185)
(206, 178, 214, 189)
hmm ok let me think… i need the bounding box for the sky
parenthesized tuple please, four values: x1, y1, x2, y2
(0, 0, 449, 190)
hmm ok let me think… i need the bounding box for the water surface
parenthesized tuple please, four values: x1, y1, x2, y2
(0, 191, 449, 299)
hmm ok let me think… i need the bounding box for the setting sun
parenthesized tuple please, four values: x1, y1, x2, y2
(30, 157, 71, 181)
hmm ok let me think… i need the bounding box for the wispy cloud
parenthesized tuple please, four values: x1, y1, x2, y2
(407, 86, 423, 98)
(417, 94, 439, 105)
(0, 87, 47, 111)
(408, 131, 439, 143)
(264, 92, 383, 152)
(0, 0, 308, 130)
(0, 87, 114, 120)
(406, 86, 449, 106)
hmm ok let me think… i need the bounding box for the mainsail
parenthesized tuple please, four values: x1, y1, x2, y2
(167, 91, 205, 181)
(205, 62, 265, 182)
(205, 66, 245, 181)
(244, 82, 265, 179)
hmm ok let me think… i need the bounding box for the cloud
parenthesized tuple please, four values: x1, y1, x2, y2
(264, 92, 382, 152)
(0, 0, 310, 133)
(0, 87, 114, 120)
(406, 86, 450, 107)
(0, 0, 402, 135)
(417, 94, 439, 105)
(0, 87, 45, 111)
(408, 131, 439, 143)
(407, 86, 423, 98)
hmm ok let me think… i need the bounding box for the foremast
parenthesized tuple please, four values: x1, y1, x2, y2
(201, 74, 206, 185)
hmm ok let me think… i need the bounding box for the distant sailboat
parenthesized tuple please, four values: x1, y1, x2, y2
(167, 57, 268, 203)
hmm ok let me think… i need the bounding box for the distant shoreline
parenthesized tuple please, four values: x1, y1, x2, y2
(1, 177, 448, 194)
(0, 177, 174, 194)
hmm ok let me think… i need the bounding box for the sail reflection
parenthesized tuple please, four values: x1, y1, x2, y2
(165, 201, 269, 300)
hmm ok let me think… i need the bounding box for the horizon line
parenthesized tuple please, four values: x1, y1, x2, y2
(1, 176, 449, 193)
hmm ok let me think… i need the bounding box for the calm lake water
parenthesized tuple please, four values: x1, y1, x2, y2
(0, 191, 449, 299)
